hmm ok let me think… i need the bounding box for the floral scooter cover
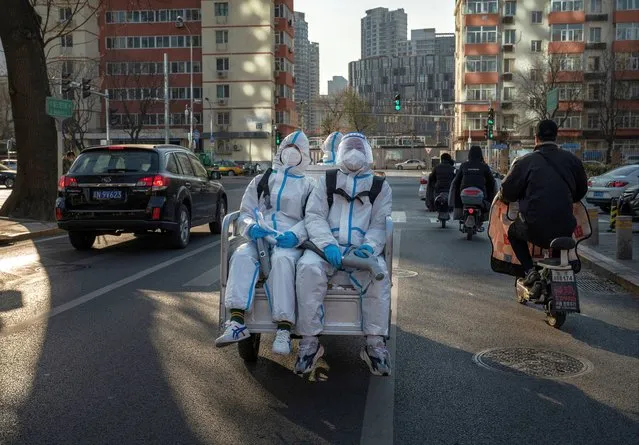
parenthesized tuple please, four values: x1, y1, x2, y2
(488, 199, 592, 278)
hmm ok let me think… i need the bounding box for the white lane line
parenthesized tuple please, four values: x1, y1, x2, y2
(360, 229, 400, 445)
(33, 235, 67, 244)
(183, 265, 221, 287)
(2, 240, 221, 334)
(391, 211, 406, 223)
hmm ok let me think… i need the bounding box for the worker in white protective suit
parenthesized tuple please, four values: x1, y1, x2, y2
(215, 130, 315, 355)
(320, 131, 342, 165)
(295, 132, 393, 376)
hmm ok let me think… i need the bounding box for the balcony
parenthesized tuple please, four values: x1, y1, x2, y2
(275, 17, 294, 37)
(614, 10, 639, 23)
(502, 16, 514, 24)
(548, 41, 585, 54)
(555, 71, 584, 82)
(583, 100, 601, 109)
(615, 71, 639, 80)
(464, 14, 500, 27)
(464, 72, 499, 85)
(613, 41, 639, 53)
(275, 44, 294, 61)
(584, 71, 605, 81)
(464, 43, 500, 56)
(585, 42, 606, 50)
(502, 72, 513, 82)
(548, 11, 586, 25)
(276, 71, 294, 87)
(585, 14, 608, 22)
(502, 44, 514, 53)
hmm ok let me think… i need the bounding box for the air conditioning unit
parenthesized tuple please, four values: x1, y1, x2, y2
(218, 98, 228, 106)
(217, 125, 229, 132)
(233, 144, 241, 152)
(217, 71, 228, 78)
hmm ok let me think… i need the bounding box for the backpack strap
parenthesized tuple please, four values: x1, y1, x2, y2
(368, 175, 385, 205)
(256, 168, 273, 208)
(326, 169, 339, 208)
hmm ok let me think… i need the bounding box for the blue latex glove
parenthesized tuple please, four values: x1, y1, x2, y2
(353, 244, 374, 258)
(276, 231, 299, 248)
(248, 224, 271, 241)
(323, 244, 343, 268)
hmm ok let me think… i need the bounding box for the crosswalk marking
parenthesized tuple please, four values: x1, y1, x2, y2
(183, 265, 221, 287)
(391, 211, 407, 223)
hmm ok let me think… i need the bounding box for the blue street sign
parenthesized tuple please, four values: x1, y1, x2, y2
(562, 143, 580, 151)
(492, 143, 507, 150)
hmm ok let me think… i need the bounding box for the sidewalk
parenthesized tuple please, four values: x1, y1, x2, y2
(579, 217, 639, 294)
(0, 217, 61, 244)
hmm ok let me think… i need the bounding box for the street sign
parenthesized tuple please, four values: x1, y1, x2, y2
(46, 96, 73, 119)
(209, 134, 215, 143)
(425, 148, 432, 154)
(562, 143, 580, 152)
(546, 88, 559, 115)
(193, 129, 200, 141)
(493, 143, 508, 150)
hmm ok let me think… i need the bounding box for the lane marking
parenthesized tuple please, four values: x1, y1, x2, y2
(1, 240, 221, 335)
(391, 211, 406, 223)
(360, 229, 400, 445)
(183, 265, 221, 287)
(33, 235, 67, 244)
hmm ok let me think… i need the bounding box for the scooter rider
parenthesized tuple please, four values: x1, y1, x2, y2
(500, 120, 588, 291)
(215, 130, 315, 355)
(295, 132, 393, 376)
(450, 145, 496, 220)
(321, 131, 343, 165)
(427, 152, 455, 211)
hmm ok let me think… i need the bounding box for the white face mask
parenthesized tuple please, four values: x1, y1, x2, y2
(341, 150, 367, 172)
(281, 147, 302, 167)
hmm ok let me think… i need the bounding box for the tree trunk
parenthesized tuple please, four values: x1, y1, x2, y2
(606, 139, 614, 165)
(0, 1, 58, 221)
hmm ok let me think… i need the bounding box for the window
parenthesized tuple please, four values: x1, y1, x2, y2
(166, 154, 180, 175)
(175, 153, 195, 177)
(216, 84, 230, 99)
(551, 24, 584, 41)
(558, 55, 583, 71)
(531, 40, 542, 52)
(616, 23, 639, 41)
(216, 30, 229, 44)
(466, 1, 498, 14)
(616, 0, 639, 10)
(552, 0, 584, 11)
(216, 57, 229, 71)
(616, 52, 639, 70)
(504, 30, 516, 44)
(504, 58, 515, 73)
(615, 111, 639, 128)
(532, 11, 543, 23)
(61, 34, 73, 47)
(466, 84, 497, 101)
(59, 7, 72, 22)
(105, 9, 201, 24)
(558, 83, 582, 100)
(465, 56, 497, 72)
(503, 87, 515, 101)
(189, 155, 209, 180)
(588, 55, 601, 71)
(627, 81, 639, 98)
(214, 2, 229, 16)
(587, 83, 602, 100)
(530, 69, 542, 81)
(587, 114, 600, 129)
(466, 26, 497, 44)
(504, 1, 516, 16)
(589, 27, 602, 42)
(503, 115, 516, 130)
(105, 35, 201, 49)
(465, 113, 489, 130)
(217, 112, 230, 125)
(590, 0, 603, 13)
(557, 114, 582, 129)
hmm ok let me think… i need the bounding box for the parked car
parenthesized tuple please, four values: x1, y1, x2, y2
(215, 160, 244, 176)
(0, 164, 16, 189)
(55, 144, 227, 250)
(623, 154, 639, 165)
(620, 184, 639, 220)
(0, 159, 17, 170)
(586, 164, 639, 212)
(395, 159, 426, 170)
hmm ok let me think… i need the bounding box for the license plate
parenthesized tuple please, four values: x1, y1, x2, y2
(550, 270, 580, 312)
(92, 190, 123, 200)
(593, 191, 604, 198)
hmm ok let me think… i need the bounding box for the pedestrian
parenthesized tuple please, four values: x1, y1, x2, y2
(62, 151, 76, 174)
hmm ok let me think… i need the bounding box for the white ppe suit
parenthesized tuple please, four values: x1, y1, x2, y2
(321, 132, 343, 165)
(296, 133, 392, 336)
(225, 131, 315, 323)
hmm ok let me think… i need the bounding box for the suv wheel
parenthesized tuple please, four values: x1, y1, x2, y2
(209, 197, 226, 234)
(68, 231, 96, 250)
(5, 178, 14, 189)
(169, 203, 191, 249)
(397, 165, 403, 170)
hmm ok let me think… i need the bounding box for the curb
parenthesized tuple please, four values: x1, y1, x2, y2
(0, 227, 63, 245)
(579, 244, 639, 295)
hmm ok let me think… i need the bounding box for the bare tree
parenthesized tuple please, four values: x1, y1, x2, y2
(0, 82, 13, 141)
(342, 88, 377, 134)
(513, 54, 583, 131)
(319, 90, 347, 135)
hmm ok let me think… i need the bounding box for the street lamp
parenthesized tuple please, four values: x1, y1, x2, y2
(175, 16, 194, 150)
(205, 97, 215, 162)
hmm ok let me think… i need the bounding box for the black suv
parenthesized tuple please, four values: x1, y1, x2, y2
(56, 144, 227, 250)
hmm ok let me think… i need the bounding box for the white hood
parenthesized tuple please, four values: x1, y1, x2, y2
(335, 132, 374, 174)
(321, 132, 343, 164)
(273, 130, 311, 176)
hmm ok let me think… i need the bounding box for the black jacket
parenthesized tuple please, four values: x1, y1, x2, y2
(426, 162, 455, 208)
(451, 160, 496, 210)
(501, 143, 588, 243)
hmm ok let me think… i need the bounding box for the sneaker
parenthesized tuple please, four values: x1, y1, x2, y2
(272, 329, 291, 355)
(522, 269, 541, 287)
(294, 341, 324, 375)
(360, 343, 392, 376)
(215, 320, 250, 348)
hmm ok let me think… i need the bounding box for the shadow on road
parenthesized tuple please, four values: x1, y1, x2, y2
(562, 317, 639, 360)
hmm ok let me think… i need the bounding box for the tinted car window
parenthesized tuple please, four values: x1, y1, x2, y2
(71, 150, 158, 174)
(166, 153, 180, 174)
(188, 155, 209, 179)
(175, 152, 195, 177)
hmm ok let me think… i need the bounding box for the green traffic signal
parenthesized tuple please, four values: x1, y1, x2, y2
(394, 94, 401, 111)
(275, 131, 281, 145)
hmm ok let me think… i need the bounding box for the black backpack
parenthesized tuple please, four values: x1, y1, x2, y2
(325, 169, 385, 208)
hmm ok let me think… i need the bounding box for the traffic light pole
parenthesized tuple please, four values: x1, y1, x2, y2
(91, 89, 111, 145)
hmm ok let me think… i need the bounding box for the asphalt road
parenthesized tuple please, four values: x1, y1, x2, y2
(0, 176, 637, 445)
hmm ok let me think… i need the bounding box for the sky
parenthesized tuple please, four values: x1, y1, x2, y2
(294, 0, 455, 94)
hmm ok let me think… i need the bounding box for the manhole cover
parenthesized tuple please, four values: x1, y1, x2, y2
(578, 271, 622, 294)
(473, 348, 593, 379)
(393, 269, 418, 278)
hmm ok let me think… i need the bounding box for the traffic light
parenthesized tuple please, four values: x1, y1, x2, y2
(81, 78, 91, 99)
(394, 94, 401, 111)
(483, 125, 489, 139)
(487, 108, 495, 126)
(488, 126, 494, 140)
(61, 72, 71, 93)
(275, 130, 282, 146)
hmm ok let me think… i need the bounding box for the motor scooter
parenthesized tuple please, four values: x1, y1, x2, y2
(460, 187, 485, 240)
(434, 192, 450, 228)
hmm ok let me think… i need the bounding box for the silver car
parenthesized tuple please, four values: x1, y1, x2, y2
(396, 159, 426, 170)
(586, 165, 639, 212)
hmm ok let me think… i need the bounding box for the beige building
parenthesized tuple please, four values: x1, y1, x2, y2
(453, 0, 639, 164)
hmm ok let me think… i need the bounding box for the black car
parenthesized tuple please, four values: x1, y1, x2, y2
(55, 144, 227, 250)
(0, 164, 16, 189)
(621, 184, 639, 220)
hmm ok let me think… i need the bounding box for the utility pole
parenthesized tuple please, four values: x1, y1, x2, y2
(164, 53, 169, 144)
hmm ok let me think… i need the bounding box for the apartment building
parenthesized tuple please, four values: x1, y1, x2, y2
(361, 8, 408, 58)
(293, 11, 319, 133)
(453, 0, 639, 161)
(328, 75, 348, 95)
